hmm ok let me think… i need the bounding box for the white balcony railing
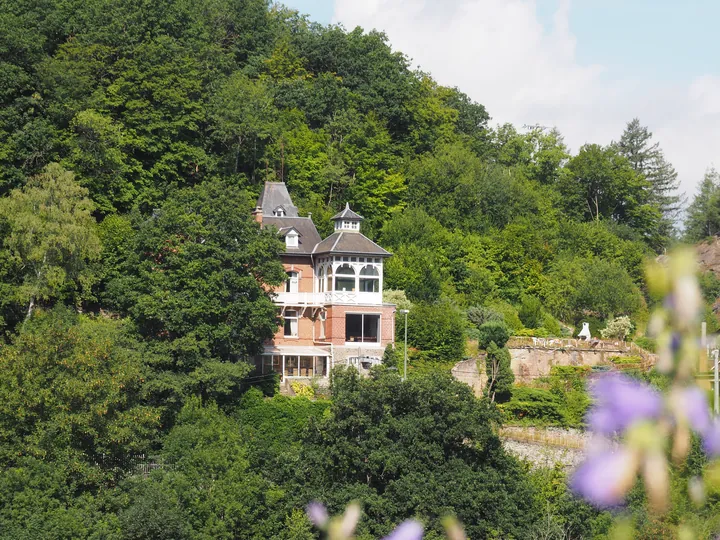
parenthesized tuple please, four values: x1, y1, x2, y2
(275, 291, 383, 306)
(274, 292, 324, 306)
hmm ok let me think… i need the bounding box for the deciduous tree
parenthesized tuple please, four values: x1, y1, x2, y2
(0, 163, 100, 321)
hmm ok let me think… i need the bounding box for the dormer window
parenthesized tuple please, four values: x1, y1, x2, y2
(285, 230, 299, 248)
(273, 206, 286, 217)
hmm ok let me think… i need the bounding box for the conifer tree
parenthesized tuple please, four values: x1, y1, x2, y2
(617, 118, 684, 244)
(685, 168, 720, 242)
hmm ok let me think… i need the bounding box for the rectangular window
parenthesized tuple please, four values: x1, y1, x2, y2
(299, 356, 313, 377)
(263, 355, 282, 374)
(284, 310, 298, 337)
(314, 356, 327, 377)
(284, 356, 298, 377)
(359, 277, 379, 292)
(335, 276, 355, 291)
(345, 314, 381, 343)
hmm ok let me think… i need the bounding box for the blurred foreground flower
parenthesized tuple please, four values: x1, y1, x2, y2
(306, 502, 424, 540)
(586, 374, 662, 436)
(571, 247, 718, 519)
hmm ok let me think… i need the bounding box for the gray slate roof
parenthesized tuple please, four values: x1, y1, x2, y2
(331, 203, 364, 221)
(255, 182, 299, 217)
(263, 217, 322, 255)
(313, 231, 391, 257)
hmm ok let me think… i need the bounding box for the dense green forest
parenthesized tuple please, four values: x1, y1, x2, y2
(1, 0, 719, 537)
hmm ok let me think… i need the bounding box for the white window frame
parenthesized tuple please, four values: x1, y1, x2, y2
(284, 310, 299, 338)
(285, 271, 299, 293)
(285, 230, 298, 248)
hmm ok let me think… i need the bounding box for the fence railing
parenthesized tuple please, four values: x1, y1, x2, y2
(508, 337, 637, 350)
(94, 454, 175, 477)
(499, 427, 587, 450)
(507, 337, 657, 371)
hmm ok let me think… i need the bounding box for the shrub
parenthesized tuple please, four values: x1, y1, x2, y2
(502, 400, 565, 424)
(609, 355, 643, 365)
(504, 384, 590, 427)
(252, 371, 280, 397)
(502, 387, 564, 423)
(406, 299, 466, 363)
(485, 342, 514, 403)
(548, 365, 591, 394)
(486, 299, 524, 332)
(514, 327, 550, 338)
(634, 336, 657, 353)
(510, 386, 562, 404)
(407, 349, 456, 377)
(518, 295, 544, 329)
(466, 326, 481, 341)
(383, 289, 413, 311)
(478, 320, 510, 349)
(542, 313, 563, 337)
(467, 305, 503, 328)
(382, 343, 399, 368)
(563, 390, 591, 427)
(290, 381, 315, 398)
(600, 316, 634, 340)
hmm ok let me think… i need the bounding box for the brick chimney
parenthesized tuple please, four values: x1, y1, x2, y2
(252, 205, 263, 224)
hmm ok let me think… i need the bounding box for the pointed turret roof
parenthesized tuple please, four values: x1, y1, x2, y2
(255, 182, 321, 255)
(331, 203, 364, 221)
(255, 182, 299, 217)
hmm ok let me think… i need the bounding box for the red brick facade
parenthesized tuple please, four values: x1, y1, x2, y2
(253, 182, 395, 381)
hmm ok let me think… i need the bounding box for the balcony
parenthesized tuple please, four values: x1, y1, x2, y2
(274, 291, 383, 306)
(274, 292, 324, 306)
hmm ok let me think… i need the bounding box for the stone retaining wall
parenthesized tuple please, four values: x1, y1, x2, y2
(452, 341, 656, 393)
(500, 427, 591, 469)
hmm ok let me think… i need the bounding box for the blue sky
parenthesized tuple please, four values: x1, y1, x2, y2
(282, 0, 719, 82)
(278, 0, 720, 195)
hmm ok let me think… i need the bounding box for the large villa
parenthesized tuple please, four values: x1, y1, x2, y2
(251, 182, 397, 383)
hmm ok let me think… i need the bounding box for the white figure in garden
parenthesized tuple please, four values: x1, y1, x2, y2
(578, 322, 592, 341)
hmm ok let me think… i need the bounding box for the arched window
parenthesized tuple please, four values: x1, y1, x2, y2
(326, 265, 333, 292)
(285, 271, 299, 293)
(359, 265, 380, 293)
(335, 264, 356, 291)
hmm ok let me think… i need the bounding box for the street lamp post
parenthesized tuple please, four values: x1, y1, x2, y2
(399, 309, 409, 381)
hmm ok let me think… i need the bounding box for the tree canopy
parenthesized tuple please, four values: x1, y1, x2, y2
(0, 0, 703, 536)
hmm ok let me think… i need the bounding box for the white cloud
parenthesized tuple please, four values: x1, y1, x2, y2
(332, 0, 720, 199)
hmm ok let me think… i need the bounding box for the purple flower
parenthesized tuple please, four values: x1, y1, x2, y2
(703, 420, 720, 457)
(306, 502, 329, 528)
(587, 374, 663, 435)
(671, 333, 681, 353)
(570, 449, 638, 508)
(678, 386, 711, 434)
(383, 520, 424, 540)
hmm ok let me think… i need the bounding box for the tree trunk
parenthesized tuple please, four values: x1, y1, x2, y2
(25, 296, 35, 322)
